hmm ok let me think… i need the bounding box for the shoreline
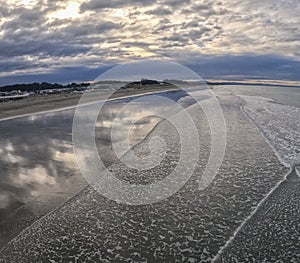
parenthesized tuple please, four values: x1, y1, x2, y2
(237, 94, 290, 168)
(213, 94, 299, 261)
(0, 86, 179, 122)
(0, 86, 181, 251)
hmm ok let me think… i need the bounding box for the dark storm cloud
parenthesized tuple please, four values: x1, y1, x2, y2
(0, 8, 120, 58)
(0, 59, 38, 73)
(0, 1, 10, 17)
(145, 7, 173, 16)
(181, 21, 200, 28)
(159, 0, 191, 7)
(80, 0, 156, 11)
(186, 27, 212, 38)
(152, 19, 174, 33)
(122, 41, 152, 48)
(60, 20, 122, 38)
(159, 34, 189, 44)
(0, 66, 113, 86)
(2, 55, 300, 86)
(0, 36, 91, 58)
(2, 7, 44, 35)
(186, 55, 300, 81)
(190, 2, 227, 18)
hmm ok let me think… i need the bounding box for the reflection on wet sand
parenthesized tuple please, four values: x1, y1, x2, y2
(0, 111, 81, 248)
(0, 89, 195, 249)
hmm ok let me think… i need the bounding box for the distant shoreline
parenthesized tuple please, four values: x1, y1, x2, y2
(207, 80, 300, 88)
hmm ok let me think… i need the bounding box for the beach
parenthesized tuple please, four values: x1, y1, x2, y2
(0, 85, 299, 262)
(0, 87, 183, 251)
(0, 86, 178, 121)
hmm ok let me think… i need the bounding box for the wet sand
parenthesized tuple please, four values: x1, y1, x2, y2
(0, 86, 178, 121)
(0, 93, 288, 262)
(0, 88, 190, 252)
(214, 167, 300, 262)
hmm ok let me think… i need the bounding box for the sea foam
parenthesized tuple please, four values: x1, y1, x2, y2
(239, 95, 300, 167)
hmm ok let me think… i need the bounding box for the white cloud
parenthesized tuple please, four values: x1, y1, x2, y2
(0, 0, 299, 78)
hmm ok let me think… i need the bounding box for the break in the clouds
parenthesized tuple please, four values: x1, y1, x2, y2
(0, 0, 299, 84)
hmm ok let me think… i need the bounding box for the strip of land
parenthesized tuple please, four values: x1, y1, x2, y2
(0, 86, 178, 121)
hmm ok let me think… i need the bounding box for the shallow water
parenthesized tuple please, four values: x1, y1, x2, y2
(239, 94, 300, 166)
(216, 85, 300, 107)
(0, 89, 195, 249)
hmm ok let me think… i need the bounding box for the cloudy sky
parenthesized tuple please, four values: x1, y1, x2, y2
(0, 0, 300, 85)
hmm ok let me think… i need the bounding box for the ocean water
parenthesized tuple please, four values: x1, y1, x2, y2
(239, 95, 300, 167)
(215, 85, 300, 166)
(219, 84, 300, 107)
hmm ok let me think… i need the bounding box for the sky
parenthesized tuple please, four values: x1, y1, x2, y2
(0, 0, 300, 85)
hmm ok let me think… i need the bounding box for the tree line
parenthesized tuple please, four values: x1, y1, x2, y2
(0, 82, 90, 92)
